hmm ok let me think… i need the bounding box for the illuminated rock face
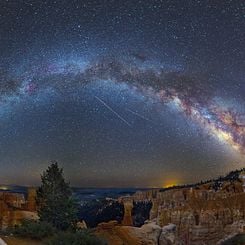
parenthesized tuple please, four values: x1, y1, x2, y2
(150, 198, 159, 220)
(0, 188, 38, 229)
(151, 180, 245, 245)
(95, 171, 245, 244)
(96, 221, 181, 245)
(116, 176, 245, 244)
(96, 220, 162, 245)
(0, 192, 25, 208)
(122, 198, 133, 226)
(27, 187, 37, 211)
(77, 220, 87, 229)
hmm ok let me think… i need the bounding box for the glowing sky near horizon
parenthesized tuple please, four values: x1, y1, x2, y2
(0, 0, 244, 187)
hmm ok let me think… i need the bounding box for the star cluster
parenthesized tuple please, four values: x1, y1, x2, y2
(0, 0, 244, 187)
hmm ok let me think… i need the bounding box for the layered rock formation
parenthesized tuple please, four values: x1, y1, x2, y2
(110, 169, 245, 245)
(121, 197, 134, 226)
(151, 182, 245, 244)
(0, 188, 38, 229)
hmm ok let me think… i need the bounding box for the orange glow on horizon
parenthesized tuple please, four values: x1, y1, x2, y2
(163, 180, 179, 188)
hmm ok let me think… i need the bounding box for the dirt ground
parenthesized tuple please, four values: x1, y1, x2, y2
(0, 236, 43, 245)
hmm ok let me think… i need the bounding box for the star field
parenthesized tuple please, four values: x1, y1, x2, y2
(0, 0, 244, 187)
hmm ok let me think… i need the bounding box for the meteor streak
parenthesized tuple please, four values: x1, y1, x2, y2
(127, 108, 153, 123)
(95, 96, 131, 127)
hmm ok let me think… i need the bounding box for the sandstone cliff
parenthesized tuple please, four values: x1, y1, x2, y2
(109, 169, 245, 245)
(96, 220, 181, 245)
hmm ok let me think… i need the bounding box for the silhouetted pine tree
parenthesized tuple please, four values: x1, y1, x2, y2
(36, 161, 78, 230)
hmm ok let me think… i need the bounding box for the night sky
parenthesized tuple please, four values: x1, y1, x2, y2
(0, 0, 244, 187)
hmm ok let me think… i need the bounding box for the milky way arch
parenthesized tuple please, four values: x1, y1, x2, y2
(1, 55, 244, 154)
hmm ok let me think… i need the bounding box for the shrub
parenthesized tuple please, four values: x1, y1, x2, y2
(46, 230, 107, 245)
(13, 220, 56, 240)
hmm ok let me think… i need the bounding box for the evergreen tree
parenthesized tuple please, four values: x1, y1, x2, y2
(36, 162, 78, 230)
